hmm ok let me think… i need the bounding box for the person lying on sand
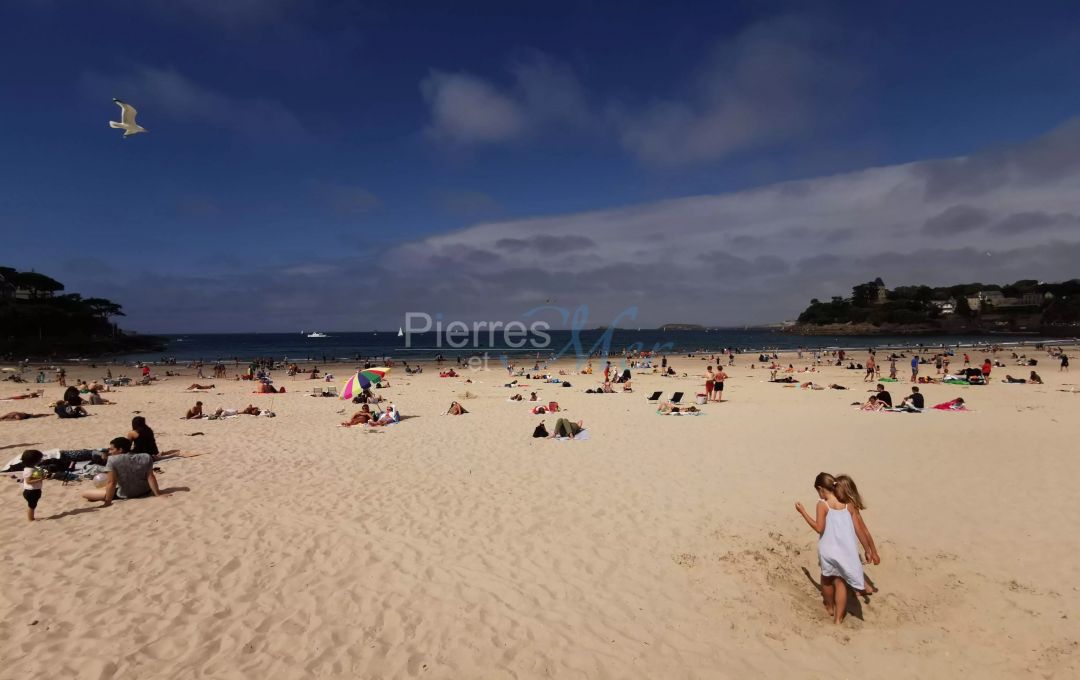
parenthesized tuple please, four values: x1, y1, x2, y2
(547, 418, 585, 438)
(657, 402, 700, 414)
(186, 384, 216, 391)
(2, 391, 43, 400)
(510, 393, 524, 401)
(185, 401, 204, 419)
(1, 411, 51, 421)
(342, 405, 373, 427)
(446, 401, 468, 415)
(370, 405, 398, 426)
(1003, 375, 1027, 384)
(54, 401, 89, 418)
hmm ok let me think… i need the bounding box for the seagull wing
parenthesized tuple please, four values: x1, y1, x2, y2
(114, 99, 138, 127)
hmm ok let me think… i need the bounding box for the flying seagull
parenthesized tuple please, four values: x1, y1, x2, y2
(109, 98, 147, 138)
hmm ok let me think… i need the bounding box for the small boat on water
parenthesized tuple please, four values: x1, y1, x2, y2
(306, 332, 327, 338)
(398, 327, 404, 337)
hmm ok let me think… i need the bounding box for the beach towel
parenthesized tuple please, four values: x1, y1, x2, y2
(554, 430, 589, 441)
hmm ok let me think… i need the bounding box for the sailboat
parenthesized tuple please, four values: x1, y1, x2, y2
(397, 327, 404, 337)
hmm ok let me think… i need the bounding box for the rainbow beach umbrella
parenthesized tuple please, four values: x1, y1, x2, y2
(340, 368, 390, 400)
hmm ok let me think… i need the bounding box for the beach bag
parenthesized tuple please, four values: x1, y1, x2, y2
(695, 394, 707, 405)
(532, 423, 548, 438)
(561, 382, 571, 387)
(548, 401, 559, 412)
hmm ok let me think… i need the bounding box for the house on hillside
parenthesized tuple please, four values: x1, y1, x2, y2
(932, 299, 957, 315)
(0, 274, 14, 300)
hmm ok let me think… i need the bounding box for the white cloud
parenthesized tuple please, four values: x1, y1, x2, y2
(420, 54, 592, 146)
(420, 15, 859, 165)
(420, 72, 525, 144)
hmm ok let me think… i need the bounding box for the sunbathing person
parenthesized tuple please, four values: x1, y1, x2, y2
(860, 395, 885, 412)
(1003, 375, 1027, 384)
(341, 405, 373, 427)
(510, 393, 524, 401)
(446, 401, 468, 415)
(87, 389, 114, 405)
(657, 402, 699, 414)
(548, 417, 585, 438)
(54, 400, 89, 418)
(1, 411, 51, 421)
(254, 383, 278, 394)
(371, 405, 398, 426)
(1, 391, 42, 400)
(185, 401, 204, 419)
(186, 383, 216, 391)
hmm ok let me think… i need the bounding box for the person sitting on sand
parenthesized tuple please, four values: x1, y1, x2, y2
(1030, 371, 1043, 384)
(342, 405, 373, 427)
(63, 385, 84, 406)
(128, 416, 159, 457)
(82, 436, 161, 506)
(446, 401, 468, 415)
(185, 401, 204, 419)
(899, 386, 924, 411)
(1, 411, 51, 421)
(186, 383, 216, 391)
(254, 382, 278, 394)
(860, 395, 885, 412)
(548, 418, 585, 439)
(371, 405, 398, 426)
(86, 388, 114, 405)
(871, 384, 892, 407)
(529, 391, 538, 402)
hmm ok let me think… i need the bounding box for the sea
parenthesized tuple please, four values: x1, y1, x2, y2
(110, 329, 1074, 365)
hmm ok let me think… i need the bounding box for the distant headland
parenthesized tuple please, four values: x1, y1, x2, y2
(0, 266, 164, 358)
(787, 277, 1080, 336)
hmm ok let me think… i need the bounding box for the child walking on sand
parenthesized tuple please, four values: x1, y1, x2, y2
(795, 472, 880, 624)
(20, 449, 45, 521)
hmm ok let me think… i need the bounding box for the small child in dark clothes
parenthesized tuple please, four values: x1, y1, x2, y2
(20, 449, 45, 521)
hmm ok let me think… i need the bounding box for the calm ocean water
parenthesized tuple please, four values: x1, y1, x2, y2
(115, 330, 1069, 364)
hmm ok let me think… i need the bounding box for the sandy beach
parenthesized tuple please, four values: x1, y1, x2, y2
(2, 350, 1079, 679)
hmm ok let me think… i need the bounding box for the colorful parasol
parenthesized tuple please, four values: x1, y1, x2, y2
(340, 368, 390, 400)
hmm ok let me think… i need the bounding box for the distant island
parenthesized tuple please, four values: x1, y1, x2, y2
(789, 277, 1080, 335)
(659, 323, 706, 331)
(0, 266, 164, 358)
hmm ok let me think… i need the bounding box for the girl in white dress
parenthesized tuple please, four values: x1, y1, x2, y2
(796, 472, 881, 624)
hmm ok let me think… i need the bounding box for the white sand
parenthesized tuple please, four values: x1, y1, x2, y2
(1, 351, 1078, 678)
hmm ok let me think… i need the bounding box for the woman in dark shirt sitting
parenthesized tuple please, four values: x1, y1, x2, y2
(128, 416, 159, 457)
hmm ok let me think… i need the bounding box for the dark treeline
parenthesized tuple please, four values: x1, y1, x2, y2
(0, 266, 163, 357)
(797, 277, 1080, 331)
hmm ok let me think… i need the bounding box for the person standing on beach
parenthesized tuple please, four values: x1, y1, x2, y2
(910, 355, 919, 383)
(20, 449, 45, 521)
(1061, 353, 1070, 372)
(864, 354, 876, 382)
(713, 367, 728, 402)
(705, 366, 715, 402)
(889, 356, 897, 380)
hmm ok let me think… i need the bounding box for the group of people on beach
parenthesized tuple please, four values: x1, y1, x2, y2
(18, 416, 161, 521)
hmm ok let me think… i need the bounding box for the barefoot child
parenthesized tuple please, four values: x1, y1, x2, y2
(795, 472, 878, 624)
(835, 474, 881, 574)
(20, 449, 45, 521)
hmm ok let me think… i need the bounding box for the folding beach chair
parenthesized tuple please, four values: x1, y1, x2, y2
(670, 392, 684, 404)
(646, 391, 662, 401)
(311, 387, 323, 397)
(325, 386, 338, 397)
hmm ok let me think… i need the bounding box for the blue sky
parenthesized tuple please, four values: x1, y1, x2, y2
(4, 0, 1080, 332)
